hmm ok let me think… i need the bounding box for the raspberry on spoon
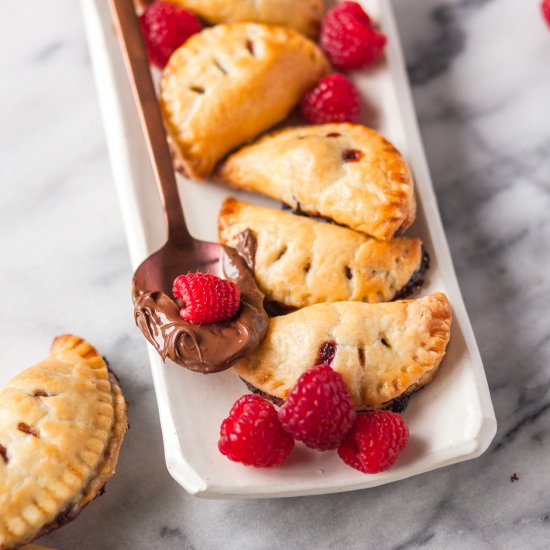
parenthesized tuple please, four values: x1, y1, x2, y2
(139, 1, 202, 69)
(219, 395, 294, 467)
(278, 364, 356, 451)
(172, 272, 240, 324)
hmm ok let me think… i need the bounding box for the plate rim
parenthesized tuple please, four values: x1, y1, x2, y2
(81, 0, 497, 499)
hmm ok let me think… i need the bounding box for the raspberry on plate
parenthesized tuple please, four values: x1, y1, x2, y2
(338, 411, 409, 474)
(300, 73, 361, 124)
(219, 394, 294, 467)
(172, 272, 240, 325)
(278, 364, 356, 451)
(320, 1, 387, 71)
(543, 0, 550, 28)
(139, 1, 202, 69)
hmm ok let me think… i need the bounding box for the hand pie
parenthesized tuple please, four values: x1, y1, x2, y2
(217, 123, 416, 240)
(218, 198, 428, 310)
(168, 0, 324, 38)
(161, 23, 330, 180)
(233, 293, 452, 410)
(0, 335, 127, 549)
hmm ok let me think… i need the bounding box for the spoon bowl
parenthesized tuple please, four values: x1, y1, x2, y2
(132, 239, 223, 297)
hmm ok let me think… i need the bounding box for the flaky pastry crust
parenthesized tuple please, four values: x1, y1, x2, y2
(161, 23, 330, 180)
(219, 198, 424, 308)
(168, 0, 324, 38)
(233, 293, 452, 410)
(217, 123, 417, 240)
(0, 335, 127, 550)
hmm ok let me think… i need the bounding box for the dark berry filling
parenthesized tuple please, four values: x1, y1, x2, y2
(341, 148, 363, 162)
(316, 341, 337, 365)
(394, 247, 430, 301)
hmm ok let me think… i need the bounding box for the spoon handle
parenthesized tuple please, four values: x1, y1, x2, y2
(109, 0, 192, 246)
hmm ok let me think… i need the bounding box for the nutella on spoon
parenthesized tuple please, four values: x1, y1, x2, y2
(110, 0, 268, 373)
(133, 246, 268, 374)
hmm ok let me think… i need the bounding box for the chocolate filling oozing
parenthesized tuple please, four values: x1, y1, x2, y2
(234, 230, 298, 317)
(393, 247, 430, 301)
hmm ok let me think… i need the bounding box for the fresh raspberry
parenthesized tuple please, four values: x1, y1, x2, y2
(543, 0, 550, 28)
(219, 395, 294, 467)
(278, 364, 356, 451)
(172, 273, 240, 324)
(320, 1, 387, 71)
(338, 411, 409, 474)
(300, 74, 361, 123)
(139, 1, 202, 69)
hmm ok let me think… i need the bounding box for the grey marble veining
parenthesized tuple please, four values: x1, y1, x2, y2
(1, 0, 549, 548)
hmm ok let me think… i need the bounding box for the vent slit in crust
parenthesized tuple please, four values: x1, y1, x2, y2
(380, 336, 391, 349)
(341, 148, 363, 162)
(0, 444, 8, 464)
(213, 58, 228, 74)
(17, 423, 40, 438)
(275, 246, 287, 262)
(245, 38, 256, 56)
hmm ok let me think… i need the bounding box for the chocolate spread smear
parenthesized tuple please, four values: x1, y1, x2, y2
(235, 229, 257, 271)
(133, 246, 268, 374)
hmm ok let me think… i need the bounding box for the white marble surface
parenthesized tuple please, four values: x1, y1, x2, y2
(1, 0, 549, 548)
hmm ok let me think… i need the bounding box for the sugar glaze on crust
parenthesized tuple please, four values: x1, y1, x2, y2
(219, 197, 425, 308)
(168, 0, 324, 38)
(0, 335, 127, 549)
(161, 23, 330, 180)
(217, 123, 416, 240)
(232, 293, 452, 410)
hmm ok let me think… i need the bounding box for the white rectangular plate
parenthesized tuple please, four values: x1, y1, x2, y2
(82, 0, 496, 498)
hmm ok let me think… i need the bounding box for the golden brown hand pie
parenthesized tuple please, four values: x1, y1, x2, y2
(217, 123, 417, 240)
(161, 23, 330, 180)
(0, 335, 127, 550)
(168, 0, 324, 38)
(218, 198, 427, 309)
(233, 293, 452, 410)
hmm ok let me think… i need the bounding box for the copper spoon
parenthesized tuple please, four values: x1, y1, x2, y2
(109, 0, 268, 373)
